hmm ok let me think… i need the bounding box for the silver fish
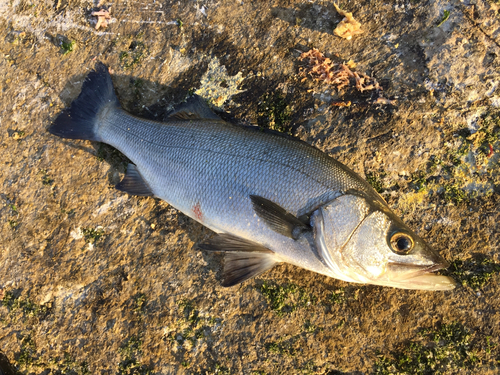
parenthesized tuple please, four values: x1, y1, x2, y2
(49, 63, 455, 290)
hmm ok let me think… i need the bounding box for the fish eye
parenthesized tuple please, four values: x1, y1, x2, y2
(390, 233, 414, 254)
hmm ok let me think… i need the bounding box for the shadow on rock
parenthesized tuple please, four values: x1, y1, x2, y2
(271, 3, 339, 35)
(0, 352, 16, 375)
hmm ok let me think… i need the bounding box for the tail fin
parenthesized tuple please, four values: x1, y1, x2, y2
(48, 62, 120, 141)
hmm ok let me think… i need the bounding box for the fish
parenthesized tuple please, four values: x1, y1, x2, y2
(48, 63, 455, 291)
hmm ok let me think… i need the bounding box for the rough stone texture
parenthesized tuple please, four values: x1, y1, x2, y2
(0, 0, 499, 374)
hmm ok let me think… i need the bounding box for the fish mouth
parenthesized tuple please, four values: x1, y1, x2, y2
(387, 260, 449, 275)
(383, 261, 456, 291)
(422, 262, 449, 274)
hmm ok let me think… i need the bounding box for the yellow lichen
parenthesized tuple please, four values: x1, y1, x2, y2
(195, 57, 246, 108)
(397, 190, 430, 213)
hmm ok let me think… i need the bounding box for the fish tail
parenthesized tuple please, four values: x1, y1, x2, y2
(48, 62, 120, 141)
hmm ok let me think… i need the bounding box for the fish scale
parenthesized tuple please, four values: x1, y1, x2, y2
(48, 63, 455, 290)
(98, 109, 371, 275)
(101, 109, 370, 215)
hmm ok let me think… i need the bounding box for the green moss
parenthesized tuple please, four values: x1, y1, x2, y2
(330, 288, 346, 305)
(2, 299, 87, 373)
(301, 359, 316, 374)
(133, 294, 147, 315)
(257, 92, 293, 134)
(1, 290, 49, 318)
(443, 258, 500, 290)
(419, 115, 500, 205)
(118, 336, 152, 375)
(61, 40, 75, 55)
(482, 111, 500, 127)
(119, 336, 142, 360)
(166, 299, 221, 349)
(304, 320, 322, 334)
(410, 171, 427, 193)
(178, 299, 199, 325)
(53, 352, 90, 375)
(266, 339, 297, 357)
(454, 129, 472, 157)
(329, 286, 363, 306)
(476, 114, 500, 155)
(16, 334, 37, 369)
(259, 282, 317, 316)
(443, 184, 469, 204)
(12, 338, 90, 374)
(366, 172, 385, 193)
(82, 227, 104, 245)
(42, 175, 53, 185)
(485, 336, 497, 355)
(375, 322, 481, 374)
(119, 38, 149, 69)
(8, 219, 19, 230)
(17, 348, 34, 368)
(95, 143, 129, 168)
(40, 169, 54, 186)
(212, 364, 230, 374)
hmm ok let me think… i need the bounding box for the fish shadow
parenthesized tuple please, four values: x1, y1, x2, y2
(271, 3, 340, 35)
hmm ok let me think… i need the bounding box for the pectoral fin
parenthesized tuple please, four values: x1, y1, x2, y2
(115, 164, 154, 196)
(198, 234, 280, 287)
(250, 195, 311, 239)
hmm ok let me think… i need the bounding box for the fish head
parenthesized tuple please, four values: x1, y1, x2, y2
(312, 192, 455, 291)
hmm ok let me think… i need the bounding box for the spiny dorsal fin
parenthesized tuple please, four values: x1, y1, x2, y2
(250, 195, 311, 239)
(167, 95, 221, 121)
(115, 164, 154, 196)
(198, 233, 279, 287)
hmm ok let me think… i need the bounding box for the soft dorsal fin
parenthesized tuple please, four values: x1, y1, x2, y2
(167, 95, 221, 121)
(115, 164, 154, 196)
(250, 195, 311, 240)
(198, 234, 279, 287)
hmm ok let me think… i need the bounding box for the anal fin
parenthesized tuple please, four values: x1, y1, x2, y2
(115, 164, 153, 196)
(198, 234, 279, 287)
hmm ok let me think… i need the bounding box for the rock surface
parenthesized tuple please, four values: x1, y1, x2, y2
(1, 0, 500, 374)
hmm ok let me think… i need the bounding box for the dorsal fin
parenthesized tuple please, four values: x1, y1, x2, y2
(115, 164, 154, 196)
(167, 95, 221, 121)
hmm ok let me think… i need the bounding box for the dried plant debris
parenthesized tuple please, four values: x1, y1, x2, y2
(91, 8, 112, 30)
(333, 3, 363, 40)
(299, 48, 382, 93)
